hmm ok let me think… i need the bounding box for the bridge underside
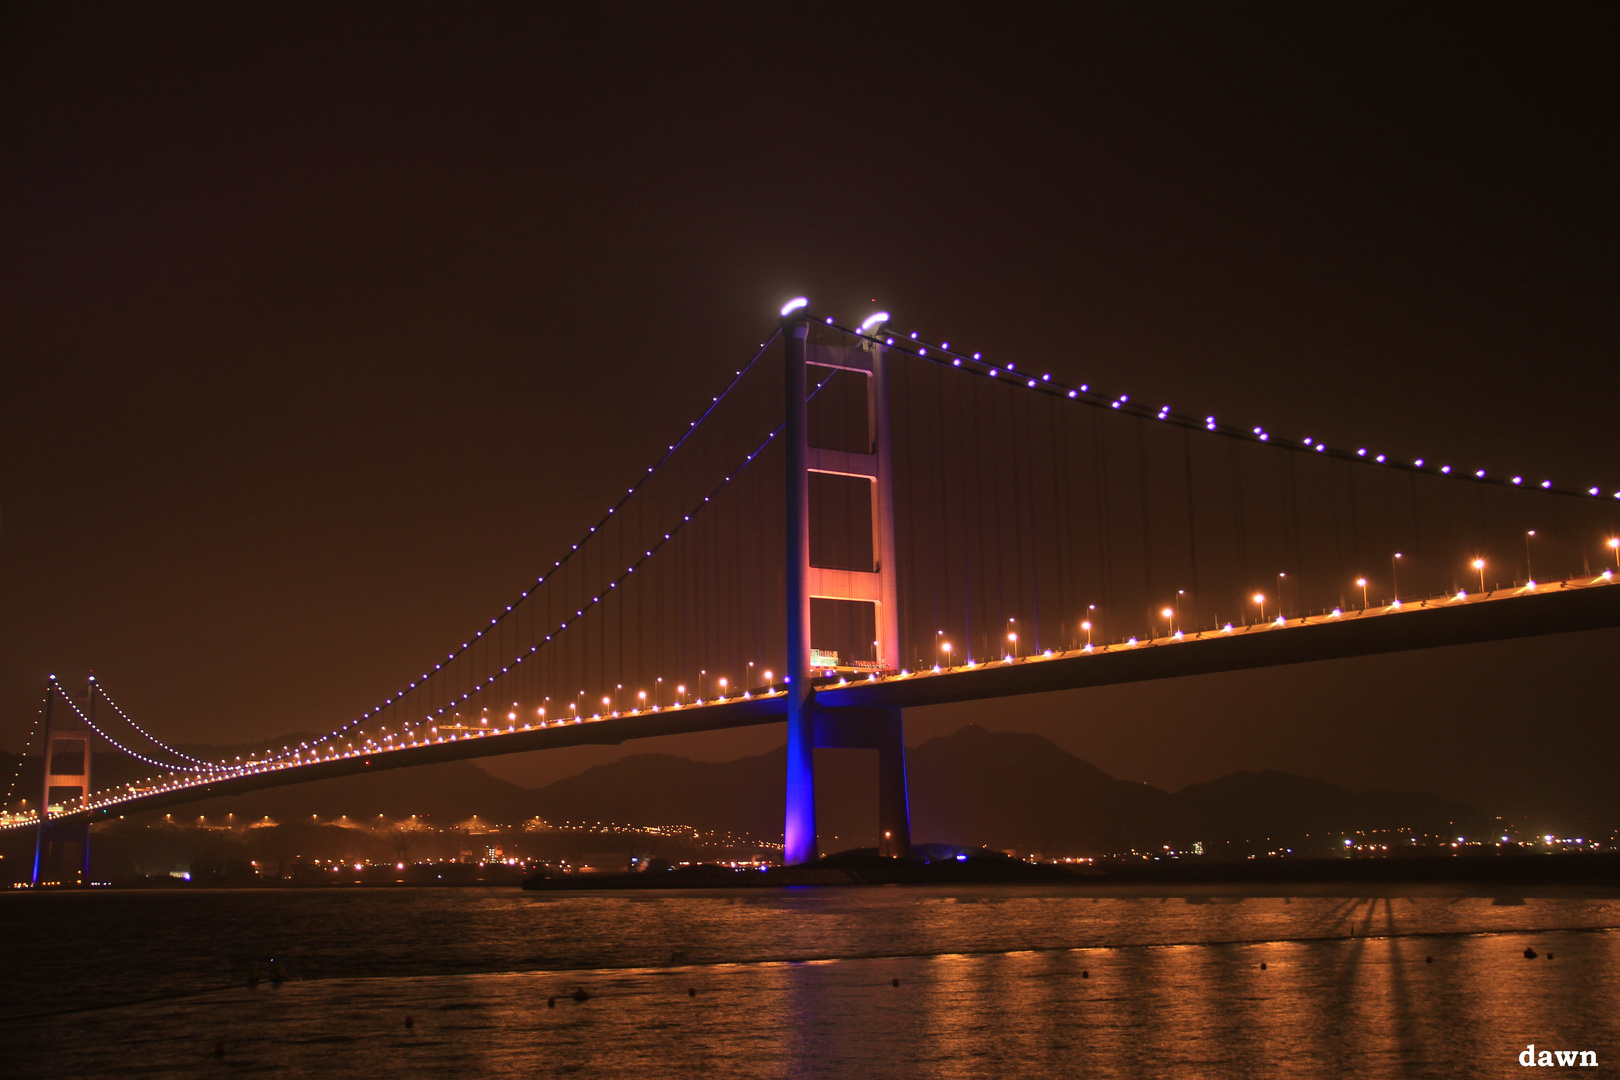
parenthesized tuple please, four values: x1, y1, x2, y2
(34, 578, 1620, 828)
(820, 577, 1620, 710)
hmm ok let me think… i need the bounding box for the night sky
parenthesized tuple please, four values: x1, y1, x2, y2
(3, 5, 1616, 829)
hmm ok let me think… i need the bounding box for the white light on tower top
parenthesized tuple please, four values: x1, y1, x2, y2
(779, 297, 809, 317)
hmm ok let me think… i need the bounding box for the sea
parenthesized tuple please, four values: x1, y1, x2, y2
(1, 883, 1615, 1078)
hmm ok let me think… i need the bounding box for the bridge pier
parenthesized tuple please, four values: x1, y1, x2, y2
(783, 308, 911, 863)
(32, 679, 93, 886)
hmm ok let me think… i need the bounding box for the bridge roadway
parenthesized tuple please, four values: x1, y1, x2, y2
(10, 573, 1620, 829)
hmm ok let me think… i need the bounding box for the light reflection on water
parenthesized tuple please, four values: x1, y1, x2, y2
(1, 885, 1615, 1077)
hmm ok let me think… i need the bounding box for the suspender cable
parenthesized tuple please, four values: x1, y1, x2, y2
(1136, 418, 1154, 640)
(1182, 428, 1200, 630)
(1092, 405, 1112, 624)
(1230, 440, 1249, 622)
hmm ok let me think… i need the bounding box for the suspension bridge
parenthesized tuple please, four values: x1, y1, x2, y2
(10, 299, 1620, 882)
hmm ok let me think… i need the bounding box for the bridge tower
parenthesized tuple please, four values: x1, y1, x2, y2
(32, 677, 93, 886)
(783, 309, 911, 864)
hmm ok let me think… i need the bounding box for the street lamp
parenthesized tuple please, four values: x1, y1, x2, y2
(763, 669, 773, 687)
(1160, 607, 1175, 640)
(1252, 592, 1266, 623)
(1176, 590, 1186, 633)
(1276, 572, 1286, 621)
(1391, 553, 1403, 603)
(1525, 530, 1537, 584)
(655, 677, 663, 707)
(940, 640, 953, 667)
(677, 684, 687, 704)
(637, 690, 647, 710)
(1355, 577, 1368, 610)
(1471, 558, 1486, 594)
(718, 677, 728, 699)
(1608, 537, 1619, 569)
(1007, 618, 1018, 658)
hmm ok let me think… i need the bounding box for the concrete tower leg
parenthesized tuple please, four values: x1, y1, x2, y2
(875, 709, 911, 858)
(782, 315, 817, 866)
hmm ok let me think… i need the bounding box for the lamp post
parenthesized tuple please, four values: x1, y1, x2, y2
(940, 640, 953, 668)
(1525, 530, 1537, 584)
(1356, 577, 1368, 610)
(1007, 618, 1017, 659)
(718, 678, 728, 699)
(637, 690, 646, 711)
(1083, 604, 1096, 646)
(1252, 592, 1266, 623)
(1472, 558, 1486, 594)
(1608, 537, 1619, 570)
(1391, 553, 1403, 603)
(1276, 572, 1286, 622)
(1176, 590, 1186, 633)
(655, 678, 663, 707)
(763, 670, 773, 688)
(1160, 607, 1175, 640)
(677, 684, 687, 705)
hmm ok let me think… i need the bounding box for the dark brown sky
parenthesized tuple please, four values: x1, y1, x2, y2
(2, 4, 1616, 827)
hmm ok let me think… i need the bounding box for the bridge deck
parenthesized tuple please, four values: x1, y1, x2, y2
(8, 574, 1617, 829)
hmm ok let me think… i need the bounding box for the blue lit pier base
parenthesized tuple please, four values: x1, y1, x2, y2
(782, 316, 817, 865)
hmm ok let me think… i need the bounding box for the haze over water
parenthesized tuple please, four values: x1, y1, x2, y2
(3, 885, 1615, 1077)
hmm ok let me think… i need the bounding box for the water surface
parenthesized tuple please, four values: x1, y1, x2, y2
(2, 884, 1614, 1076)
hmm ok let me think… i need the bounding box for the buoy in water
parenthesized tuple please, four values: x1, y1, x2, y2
(688, 988, 697, 998)
(891, 978, 900, 987)
(1547, 953, 1555, 960)
(214, 1043, 224, 1059)
(547, 997, 555, 1008)
(404, 1016, 413, 1029)
(1524, 947, 1538, 959)
(1425, 956, 1433, 964)
(572, 987, 591, 1002)
(1260, 963, 1267, 970)
(1082, 970, 1089, 979)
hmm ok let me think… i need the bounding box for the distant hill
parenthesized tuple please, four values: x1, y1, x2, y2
(907, 726, 1172, 853)
(1, 726, 1497, 854)
(527, 751, 785, 835)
